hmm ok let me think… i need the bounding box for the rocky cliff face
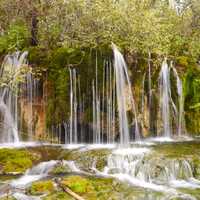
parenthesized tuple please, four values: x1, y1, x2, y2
(20, 97, 46, 139)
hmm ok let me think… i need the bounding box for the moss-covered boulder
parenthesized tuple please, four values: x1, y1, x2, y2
(0, 148, 40, 174)
(28, 180, 55, 195)
(61, 149, 110, 172)
(60, 175, 123, 200)
(51, 163, 71, 175)
(61, 176, 93, 194)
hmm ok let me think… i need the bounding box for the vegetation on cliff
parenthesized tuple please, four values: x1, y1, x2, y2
(0, 0, 200, 134)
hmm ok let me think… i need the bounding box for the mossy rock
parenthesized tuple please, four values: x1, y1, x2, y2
(43, 192, 74, 200)
(60, 175, 121, 199)
(60, 175, 162, 200)
(61, 176, 93, 194)
(0, 148, 40, 174)
(51, 163, 71, 175)
(28, 180, 55, 195)
(61, 149, 110, 172)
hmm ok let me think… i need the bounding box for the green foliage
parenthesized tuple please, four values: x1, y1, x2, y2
(28, 180, 55, 195)
(0, 0, 200, 59)
(46, 48, 70, 127)
(0, 0, 200, 134)
(183, 65, 200, 134)
(0, 22, 29, 54)
(27, 46, 49, 69)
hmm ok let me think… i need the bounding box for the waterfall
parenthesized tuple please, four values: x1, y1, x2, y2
(68, 68, 78, 144)
(159, 60, 185, 137)
(169, 0, 186, 14)
(92, 80, 97, 143)
(25, 73, 39, 140)
(0, 51, 28, 143)
(148, 53, 152, 133)
(159, 59, 178, 137)
(105, 61, 115, 144)
(11, 160, 58, 188)
(26, 73, 33, 139)
(172, 66, 185, 136)
(101, 148, 200, 191)
(93, 59, 115, 144)
(112, 43, 140, 145)
(159, 59, 171, 137)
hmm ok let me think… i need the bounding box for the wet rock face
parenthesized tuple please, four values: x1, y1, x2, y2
(20, 98, 46, 139)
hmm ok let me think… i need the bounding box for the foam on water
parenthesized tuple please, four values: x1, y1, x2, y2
(83, 144, 116, 151)
(170, 178, 200, 189)
(113, 173, 173, 192)
(61, 144, 85, 149)
(112, 147, 149, 155)
(13, 192, 40, 200)
(63, 160, 80, 172)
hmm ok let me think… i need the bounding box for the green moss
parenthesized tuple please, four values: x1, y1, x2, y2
(60, 175, 116, 199)
(0, 149, 39, 174)
(43, 192, 73, 200)
(176, 56, 189, 67)
(61, 149, 110, 172)
(61, 176, 92, 194)
(183, 66, 200, 134)
(51, 164, 70, 174)
(28, 180, 55, 195)
(59, 175, 162, 200)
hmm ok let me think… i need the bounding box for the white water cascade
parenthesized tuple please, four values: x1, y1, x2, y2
(159, 60, 185, 138)
(11, 160, 58, 188)
(68, 68, 78, 144)
(0, 51, 28, 143)
(99, 148, 200, 194)
(169, 0, 186, 14)
(25, 72, 40, 140)
(112, 44, 140, 145)
(172, 66, 185, 136)
(159, 59, 178, 137)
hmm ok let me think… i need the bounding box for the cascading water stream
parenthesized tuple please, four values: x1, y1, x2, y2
(172, 66, 185, 136)
(159, 60, 185, 138)
(0, 51, 28, 143)
(112, 43, 140, 145)
(159, 59, 172, 137)
(68, 68, 78, 144)
(169, 0, 186, 14)
(98, 148, 200, 193)
(159, 59, 178, 138)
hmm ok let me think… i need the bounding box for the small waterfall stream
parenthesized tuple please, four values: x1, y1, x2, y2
(112, 44, 140, 145)
(159, 59, 173, 137)
(91, 145, 200, 199)
(159, 60, 185, 138)
(69, 68, 78, 144)
(172, 66, 185, 136)
(0, 51, 28, 143)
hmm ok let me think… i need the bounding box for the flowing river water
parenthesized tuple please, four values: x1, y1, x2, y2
(0, 139, 200, 200)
